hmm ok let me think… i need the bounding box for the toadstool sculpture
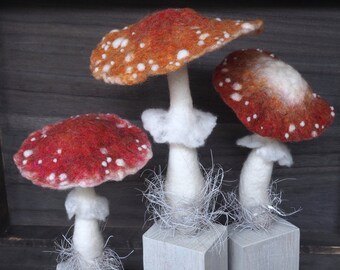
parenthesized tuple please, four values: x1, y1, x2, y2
(13, 113, 152, 269)
(90, 8, 263, 230)
(213, 49, 335, 228)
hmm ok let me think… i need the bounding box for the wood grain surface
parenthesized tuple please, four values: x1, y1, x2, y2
(0, 3, 339, 269)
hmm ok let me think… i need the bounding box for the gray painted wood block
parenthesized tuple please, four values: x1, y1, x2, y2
(229, 219, 300, 270)
(143, 223, 228, 270)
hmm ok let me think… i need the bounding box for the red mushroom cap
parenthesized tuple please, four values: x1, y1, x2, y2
(90, 8, 263, 85)
(13, 114, 152, 189)
(213, 49, 335, 142)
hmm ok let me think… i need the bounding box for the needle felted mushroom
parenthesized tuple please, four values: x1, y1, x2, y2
(90, 8, 263, 231)
(13, 113, 152, 269)
(213, 49, 335, 229)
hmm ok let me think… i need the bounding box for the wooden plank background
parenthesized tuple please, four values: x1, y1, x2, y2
(0, 3, 339, 269)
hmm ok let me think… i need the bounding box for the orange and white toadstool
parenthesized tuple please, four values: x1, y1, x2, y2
(213, 49, 335, 228)
(90, 8, 263, 228)
(13, 114, 152, 269)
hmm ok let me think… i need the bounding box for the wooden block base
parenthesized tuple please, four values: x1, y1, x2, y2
(143, 223, 228, 270)
(228, 218, 300, 270)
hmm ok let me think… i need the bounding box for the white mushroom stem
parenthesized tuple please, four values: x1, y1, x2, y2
(65, 187, 109, 264)
(165, 66, 204, 207)
(237, 134, 293, 211)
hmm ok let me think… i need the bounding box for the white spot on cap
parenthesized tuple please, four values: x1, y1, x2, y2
(300, 121, 305, 127)
(38, 160, 42, 164)
(110, 29, 119, 33)
(177, 50, 189, 60)
(245, 101, 249, 106)
(151, 64, 159, 71)
(59, 173, 67, 181)
(313, 93, 317, 98)
(112, 37, 124, 48)
(102, 64, 111, 73)
(221, 68, 228, 73)
(196, 30, 201, 34)
(57, 149, 62, 154)
(198, 40, 205, 46)
(315, 123, 320, 129)
(330, 106, 334, 111)
(94, 67, 99, 72)
(48, 173, 55, 181)
(125, 53, 134, 62)
(247, 116, 251, 122)
(138, 147, 142, 151)
(219, 82, 223, 87)
(106, 157, 112, 163)
(140, 43, 145, 48)
(102, 54, 106, 59)
(121, 39, 129, 47)
(230, 93, 242, 102)
(232, 83, 242, 91)
(132, 32, 135, 35)
(23, 150, 33, 158)
(102, 161, 108, 167)
(30, 137, 36, 142)
(285, 133, 289, 139)
(115, 159, 125, 166)
(132, 73, 138, 79)
(215, 17, 222, 21)
(22, 160, 27, 165)
(100, 148, 108, 155)
(225, 78, 231, 83)
(241, 22, 256, 32)
(141, 144, 147, 149)
(136, 139, 140, 143)
(289, 124, 296, 132)
(126, 66, 133, 73)
(253, 114, 258, 119)
(105, 170, 110, 175)
(331, 111, 335, 117)
(137, 63, 145, 71)
(110, 61, 115, 65)
(311, 131, 318, 137)
(260, 126, 264, 130)
(148, 59, 154, 64)
(120, 48, 125, 53)
(223, 32, 230, 38)
(199, 33, 210, 40)
(53, 158, 57, 163)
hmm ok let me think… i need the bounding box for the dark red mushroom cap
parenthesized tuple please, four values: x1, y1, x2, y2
(213, 49, 335, 142)
(13, 114, 153, 189)
(90, 8, 263, 85)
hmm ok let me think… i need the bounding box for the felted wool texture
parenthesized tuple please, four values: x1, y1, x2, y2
(213, 49, 335, 142)
(13, 113, 153, 190)
(143, 161, 229, 235)
(142, 108, 216, 147)
(237, 134, 293, 166)
(90, 8, 263, 85)
(65, 187, 109, 221)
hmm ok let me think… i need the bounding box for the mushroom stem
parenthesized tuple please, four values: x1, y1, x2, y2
(239, 150, 273, 209)
(165, 65, 204, 209)
(237, 134, 293, 226)
(168, 65, 193, 111)
(65, 187, 109, 265)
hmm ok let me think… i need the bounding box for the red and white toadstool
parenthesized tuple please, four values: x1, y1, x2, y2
(90, 8, 263, 228)
(213, 49, 335, 228)
(13, 113, 152, 269)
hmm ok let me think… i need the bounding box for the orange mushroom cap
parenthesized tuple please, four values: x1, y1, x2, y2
(90, 8, 263, 85)
(213, 49, 335, 142)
